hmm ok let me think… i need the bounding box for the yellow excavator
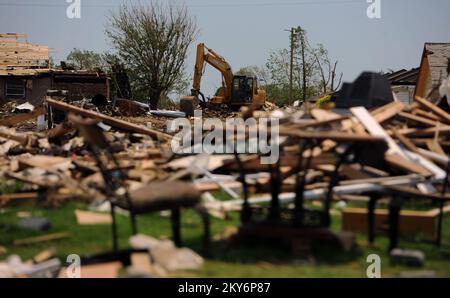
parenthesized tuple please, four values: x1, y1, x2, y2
(180, 43, 266, 115)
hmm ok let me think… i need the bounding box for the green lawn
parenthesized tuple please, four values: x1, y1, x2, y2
(1, 200, 450, 278)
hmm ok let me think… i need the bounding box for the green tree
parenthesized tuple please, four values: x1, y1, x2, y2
(106, 1, 198, 109)
(66, 48, 103, 71)
(265, 27, 342, 106)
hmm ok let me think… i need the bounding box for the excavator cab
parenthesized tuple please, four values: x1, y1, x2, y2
(231, 76, 255, 105)
(180, 43, 266, 116)
(231, 75, 266, 109)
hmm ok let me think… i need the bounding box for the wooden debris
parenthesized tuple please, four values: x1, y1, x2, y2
(59, 262, 122, 278)
(0, 107, 45, 127)
(75, 209, 112, 225)
(414, 96, 450, 123)
(46, 97, 172, 141)
(0, 192, 37, 207)
(13, 232, 70, 246)
(32, 248, 56, 264)
(343, 208, 439, 240)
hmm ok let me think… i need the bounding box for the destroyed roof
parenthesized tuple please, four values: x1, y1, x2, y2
(0, 33, 51, 76)
(386, 68, 419, 85)
(423, 43, 450, 88)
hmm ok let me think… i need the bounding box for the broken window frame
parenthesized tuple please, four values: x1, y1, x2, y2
(5, 79, 26, 99)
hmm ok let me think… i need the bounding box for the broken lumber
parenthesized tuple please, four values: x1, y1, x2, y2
(75, 209, 112, 225)
(0, 126, 30, 146)
(45, 97, 172, 141)
(279, 129, 384, 143)
(13, 232, 70, 246)
(414, 96, 450, 123)
(398, 111, 438, 127)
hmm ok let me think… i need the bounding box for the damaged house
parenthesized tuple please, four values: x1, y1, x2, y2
(415, 42, 450, 101)
(386, 67, 419, 105)
(0, 33, 109, 106)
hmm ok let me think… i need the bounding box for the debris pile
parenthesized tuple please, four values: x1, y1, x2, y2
(1, 90, 450, 275)
(204, 97, 449, 211)
(0, 97, 176, 207)
(1, 95, 450, 211)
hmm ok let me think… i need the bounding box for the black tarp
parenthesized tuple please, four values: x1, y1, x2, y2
(335, 72, 394, 109)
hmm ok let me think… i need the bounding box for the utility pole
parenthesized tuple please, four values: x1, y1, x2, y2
(288, 27, 295, 106)
(299, 27, 307, 103)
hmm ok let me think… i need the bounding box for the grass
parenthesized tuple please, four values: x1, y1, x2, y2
(1, 200, 450, 278)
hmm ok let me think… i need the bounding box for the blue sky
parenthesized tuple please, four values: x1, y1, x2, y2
(1, 0, 449, 96)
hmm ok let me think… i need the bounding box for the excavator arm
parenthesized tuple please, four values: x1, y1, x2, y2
(191, 43, 234, 101)
(181, 42, 266, 115)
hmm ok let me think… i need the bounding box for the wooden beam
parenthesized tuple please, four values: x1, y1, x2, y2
(414, 96, 450, 123)
(350, 106, 406, 157)
(404, 126, 450, 138)
(279, 129, 385, 143)
(398, 111, 438, 126)
(372, 101, 405, 123)
(385, 153, 433, 177)
(412, 109, 443, 122)
(45, 97, 172, 141)
(393, 130, 419, 153)
(13, 232, 70, 246)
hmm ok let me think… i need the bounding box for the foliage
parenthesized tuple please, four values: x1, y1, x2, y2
(66, 48, 103, 71)
(264, 27, 342, 106)
(316, 94, 332, 107)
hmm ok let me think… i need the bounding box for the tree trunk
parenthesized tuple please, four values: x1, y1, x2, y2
(149, 90, 161, 110)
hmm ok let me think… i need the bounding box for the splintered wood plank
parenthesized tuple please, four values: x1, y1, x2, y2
(372, 101, 405, 123)
(393, 130, 419, 153)
(403, 149, 447, 180)
(404, 125, 450, 138)
(417, 148, 449, 166)
(414, 96, 450, 123)
(412, 109, 443, 122)
(426, 140, 446, 156)
(398, 111, 438, 126)
(394, 130, 417, 152)
(350, 106, 405, 157)
(384, 153, 433, 177)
